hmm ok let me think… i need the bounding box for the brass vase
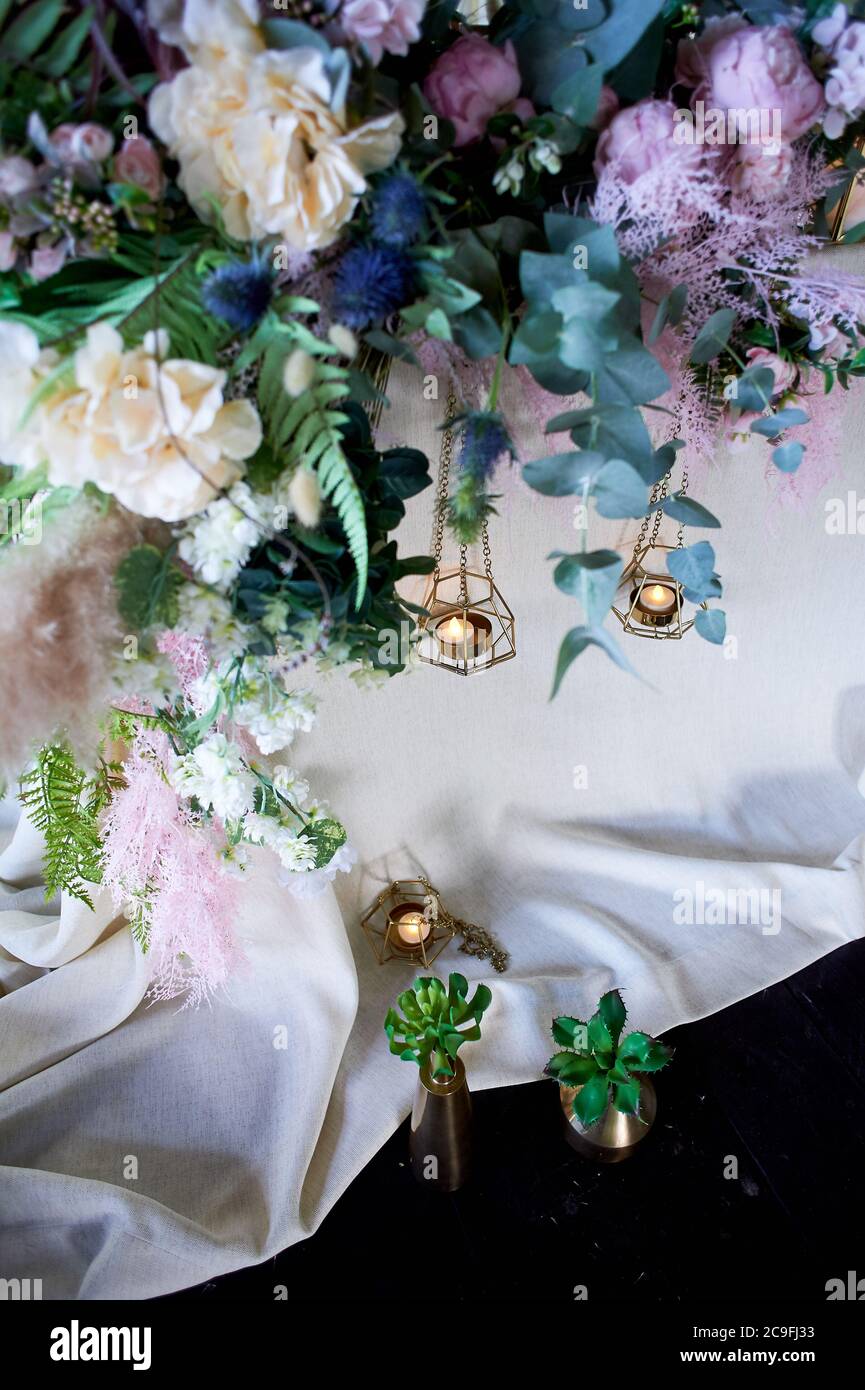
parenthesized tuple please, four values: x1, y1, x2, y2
(559, 1077, 657, 1163)
(410, 1056, 473, 1192)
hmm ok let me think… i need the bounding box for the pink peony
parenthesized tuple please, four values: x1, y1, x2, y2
(707, 25, 825, 143)
(0, 231, 15, 271)
(113, 135, 164, 200)
(340, 0, 426, 65)
(594, 98, 701, 184)
(590, 84, 620, 132)
(675, 15, 747, 94)
(744, 346, 797, 397)
(729, 141, 793, 200)
(423, 34, 523, 147)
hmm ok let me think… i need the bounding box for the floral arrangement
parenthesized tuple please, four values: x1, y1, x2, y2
(546, 989, 673, 1127)
(1, 0, 864, 1000)
(385, 971, 492, 1078)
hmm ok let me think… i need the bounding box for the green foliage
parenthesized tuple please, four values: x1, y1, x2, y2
(255, 320, 369, 601)
(236, 400, 433, 673)
(385, 972, 492, 1079)
(18, 744, 123, 908)
(115, 544, 183, 631)
(545, 989, 673, 1128)
(300, 817, 347, 870)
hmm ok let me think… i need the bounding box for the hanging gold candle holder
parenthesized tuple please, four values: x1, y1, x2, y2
(612, 540, 706, 640)
(613, 436, 708, 640)
(361, 877, 509, 971)
(418, 395, 516, 675)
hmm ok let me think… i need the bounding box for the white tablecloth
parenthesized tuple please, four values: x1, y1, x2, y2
(2, 354, 865, 1299)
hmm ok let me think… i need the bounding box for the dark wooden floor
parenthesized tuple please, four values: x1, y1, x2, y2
(166, 941, 865, 1303)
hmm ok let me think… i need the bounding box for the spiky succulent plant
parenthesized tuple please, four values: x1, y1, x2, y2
(545, 989, 673, 1128)
(385, 973, 492, 1079)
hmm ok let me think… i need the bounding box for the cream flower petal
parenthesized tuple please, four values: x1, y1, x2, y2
(200, 399, 263, 461)
(110, 387, 164, 454)
(337, 111, 405, 174)
(75, 322, 124, 395)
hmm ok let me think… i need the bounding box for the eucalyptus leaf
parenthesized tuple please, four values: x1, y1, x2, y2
(694, 608, 727, 645)
(772, 441, 805, 473)
(654, 493, 721, 528)
(667, 541, 716, 591)
(551, 549, 622, 625)
(690, 308, 737, 365)
(523, 450, 605, 497)
(551, 623, 639, 696)
(592, 458, 650, 519)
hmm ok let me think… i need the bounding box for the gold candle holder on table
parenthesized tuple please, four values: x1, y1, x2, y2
(361, 879, 455, 967)
(361, 877, 509, 971)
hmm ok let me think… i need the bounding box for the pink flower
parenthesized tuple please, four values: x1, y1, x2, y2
(50, 122, 113, 165)
(594, 98, 701, 184)
(729, 142, 793, 201)
(340, 0, 426, 65)
(29, 241, 68, 281)
(675, 15, 748, 94)
(113, 135, 164, 200)
(423, 34, 523, 147)
(590, 84, 620, 132)
(0, 155, 37, 197)
(0, 231, 16, 271)
(813, 4, 848, 51)
(745, 346, 797, 397)
(707, 25, 824, 143)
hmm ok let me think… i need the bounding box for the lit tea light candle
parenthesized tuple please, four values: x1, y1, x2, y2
(631, 580, 677, 626)
(388, 902, 431, 950)
(435, 612, 492, 658)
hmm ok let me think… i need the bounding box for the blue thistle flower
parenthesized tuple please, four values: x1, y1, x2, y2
(369, 172, 427, 248)
(457, 412, 514, 481)
(332, 245, 415, 330)
(201, 259, 273, 331)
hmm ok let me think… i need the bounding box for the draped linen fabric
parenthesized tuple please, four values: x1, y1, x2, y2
(2, 349, 865, 1299)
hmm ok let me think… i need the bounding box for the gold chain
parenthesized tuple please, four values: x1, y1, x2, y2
(432, 390, 456, 576)
(632, 400, 689, 562)
(420, 877, 509, 973)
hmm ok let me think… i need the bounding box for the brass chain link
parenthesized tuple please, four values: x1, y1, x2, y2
(632, 397, 689, 562)
(432, 389, 457, 576)
(419, 877, 509, 973)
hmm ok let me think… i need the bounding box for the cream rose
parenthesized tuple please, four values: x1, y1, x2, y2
(148, 46, 404, 251)
(0, 321, 262, 522)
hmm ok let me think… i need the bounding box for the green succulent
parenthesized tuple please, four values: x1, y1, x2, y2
(385, 972, 492, 1079)
(545, 989, 673, 1129)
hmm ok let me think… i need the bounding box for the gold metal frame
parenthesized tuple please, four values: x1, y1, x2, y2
(611, 541, 707, 641)
(418, 568, 516, 675)
(361, 879, 456, 967)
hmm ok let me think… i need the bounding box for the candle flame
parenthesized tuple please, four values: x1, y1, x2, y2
(648, 584, 668, 602)
(447, 617, 464, 637)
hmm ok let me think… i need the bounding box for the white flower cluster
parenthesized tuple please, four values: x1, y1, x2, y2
(234, 676, 316, 755)
(815, 4, 865, 140)
(171, 731, 256, 823)
(178, 481, 270, 590)
(242, 812, 318, 873)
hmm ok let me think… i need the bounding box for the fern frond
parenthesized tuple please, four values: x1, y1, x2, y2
(258, 338, 369, 602)
(18, 744, 116, 908)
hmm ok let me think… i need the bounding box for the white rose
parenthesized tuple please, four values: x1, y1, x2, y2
(148, 47, 404, 251)
(30, 322, 261, 521)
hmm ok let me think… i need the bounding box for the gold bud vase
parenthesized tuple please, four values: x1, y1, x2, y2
(410, 1055, 473, 1192)
(560, 1076, 657, 1163)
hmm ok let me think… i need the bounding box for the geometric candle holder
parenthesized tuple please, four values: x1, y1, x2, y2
(417, 568, 516, 675)
(361, 879, 456, 967)
(611, 540, 707, 640)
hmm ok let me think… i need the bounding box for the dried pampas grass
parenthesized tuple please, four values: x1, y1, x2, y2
(0, 498, 155, 783)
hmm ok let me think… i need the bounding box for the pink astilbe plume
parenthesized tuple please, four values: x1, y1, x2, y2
(156, 629, 209, 704)
(100, 723, 243, 1008)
